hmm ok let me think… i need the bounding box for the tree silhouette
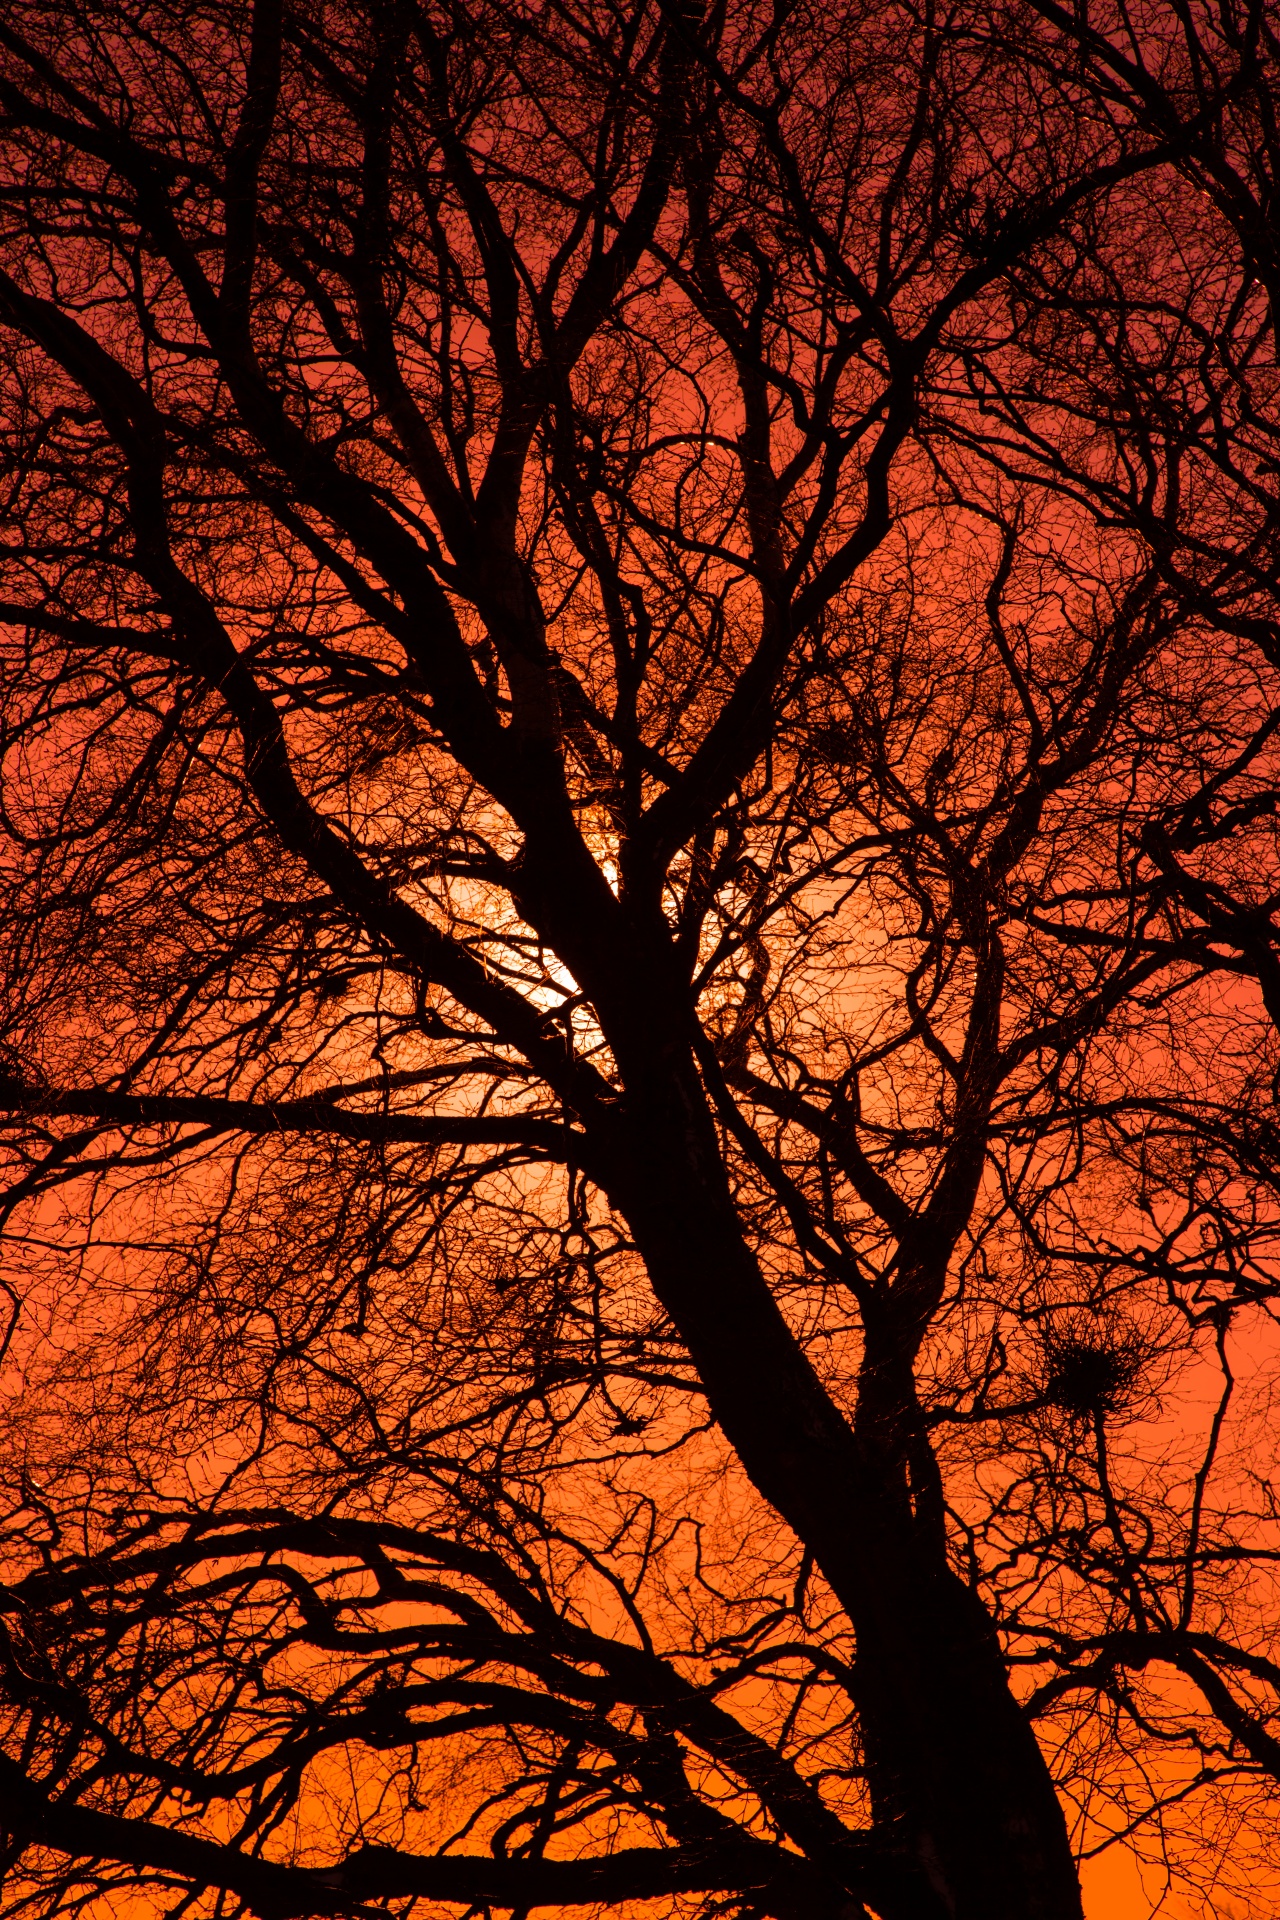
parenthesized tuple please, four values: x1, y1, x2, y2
(1, 3, 1279, 1917)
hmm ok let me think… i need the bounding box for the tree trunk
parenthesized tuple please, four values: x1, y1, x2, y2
(600, 1054, 1081, 1920)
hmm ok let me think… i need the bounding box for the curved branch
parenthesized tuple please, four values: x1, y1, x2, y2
(0, 1751, 859, 1919)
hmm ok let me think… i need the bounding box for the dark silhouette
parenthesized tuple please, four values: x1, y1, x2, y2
(0, 3, 1278, 1916)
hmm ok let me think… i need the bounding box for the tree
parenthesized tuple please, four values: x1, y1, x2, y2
(0, 1, 1279, 1915)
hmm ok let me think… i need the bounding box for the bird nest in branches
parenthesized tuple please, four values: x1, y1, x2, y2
(1039, 1315, 1150, 1420)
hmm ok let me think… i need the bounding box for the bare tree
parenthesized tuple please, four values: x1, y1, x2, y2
(1, 3, 1279, 1918)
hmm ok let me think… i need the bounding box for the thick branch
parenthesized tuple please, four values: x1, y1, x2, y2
(0, 1081, 586, 1166)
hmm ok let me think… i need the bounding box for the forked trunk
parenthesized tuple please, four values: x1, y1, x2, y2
(608, 1088, 1082, 1920)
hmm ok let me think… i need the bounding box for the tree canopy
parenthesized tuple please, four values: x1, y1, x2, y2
(1, 2, 1280, 1917)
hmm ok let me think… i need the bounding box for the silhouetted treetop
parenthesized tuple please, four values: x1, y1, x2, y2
(1, 4, 1279, 1919)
